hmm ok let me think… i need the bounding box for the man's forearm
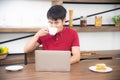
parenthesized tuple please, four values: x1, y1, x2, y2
(70, 55, 80, 64)
(24, 36, 39, 53)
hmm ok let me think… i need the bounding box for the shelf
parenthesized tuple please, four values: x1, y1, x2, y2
(63, 0, 120, 3)
(0, 26, 120, 33)
(0, 28, 41, 33)
(72, 26, 120, 32)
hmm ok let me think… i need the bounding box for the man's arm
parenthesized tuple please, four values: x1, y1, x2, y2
(24, 36, 40, 53)
(24, 28, 49, 53)
(70, 46, 80, 64)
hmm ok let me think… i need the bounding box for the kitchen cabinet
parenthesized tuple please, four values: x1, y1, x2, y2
(1, 50, 120, 65)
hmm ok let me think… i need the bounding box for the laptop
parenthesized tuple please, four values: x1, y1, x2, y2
(35, 50, 71, 72)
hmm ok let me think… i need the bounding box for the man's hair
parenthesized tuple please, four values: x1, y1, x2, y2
(47, 5, 66, 21)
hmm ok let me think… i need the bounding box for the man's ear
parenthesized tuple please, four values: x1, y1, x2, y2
(63, 18, 66, 24)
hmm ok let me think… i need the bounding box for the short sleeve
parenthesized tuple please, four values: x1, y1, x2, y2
(37, 37, 42, 44)
(72, 31, 80, 47)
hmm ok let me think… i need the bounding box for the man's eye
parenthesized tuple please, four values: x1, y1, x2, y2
(48, 22, 52, 24)
(55, 22, 59, 24)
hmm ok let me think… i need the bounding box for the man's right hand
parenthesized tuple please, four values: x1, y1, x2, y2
(24, 28, 49, 53)
(35, 28, 49, 37)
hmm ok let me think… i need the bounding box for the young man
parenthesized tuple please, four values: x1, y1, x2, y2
(24, 5, 80, 64)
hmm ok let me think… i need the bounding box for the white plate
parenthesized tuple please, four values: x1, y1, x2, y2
(89, 66, 112, 72)
(5, 65, 24, 71)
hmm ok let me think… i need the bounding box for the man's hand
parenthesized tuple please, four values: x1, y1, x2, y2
(24, 28, 49, 53)
(35, 28, 49, 37)
(71, 46, 80, 64)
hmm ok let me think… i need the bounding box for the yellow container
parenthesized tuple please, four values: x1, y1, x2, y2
(95, 16, 102, 27)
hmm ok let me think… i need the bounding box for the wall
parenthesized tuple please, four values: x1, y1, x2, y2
(64, 3, 120, 25)
(79, 32, 120, 51)
(0, 1, 120, 53)
(0, 0, 51, 27)
(63, 3, 120, 51)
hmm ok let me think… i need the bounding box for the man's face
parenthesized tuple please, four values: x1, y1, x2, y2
(48, 18, 65, 33)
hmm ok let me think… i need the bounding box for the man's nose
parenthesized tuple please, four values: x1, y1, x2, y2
(51, 23, 56, 27)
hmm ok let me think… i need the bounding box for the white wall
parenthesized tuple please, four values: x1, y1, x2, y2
(0, 1, 120, 54)
(63, 3, 120, 51)
(0, 0, 51, 27)
(79, 32, 120, 51)
(0, 33, 33, 53)
(64, 4, 120, 25)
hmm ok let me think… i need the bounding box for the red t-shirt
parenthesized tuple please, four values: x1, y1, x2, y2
(37, 27, 80, 51)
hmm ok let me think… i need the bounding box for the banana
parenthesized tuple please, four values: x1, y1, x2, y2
(0, 47, 8, 54)
(2, 47, 8, 54)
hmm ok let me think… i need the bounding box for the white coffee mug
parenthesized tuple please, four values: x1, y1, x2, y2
(48, 27, 57, 35)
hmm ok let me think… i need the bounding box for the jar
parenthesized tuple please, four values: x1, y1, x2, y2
(80, 16, 87, 27)
(95, 16, 102, 27)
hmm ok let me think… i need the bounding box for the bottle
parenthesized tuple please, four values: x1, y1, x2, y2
(69, 10, 73, 27)
(80, 16, 87, 27)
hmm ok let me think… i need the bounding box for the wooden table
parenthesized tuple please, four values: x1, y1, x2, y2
(0, 60, 120, 80)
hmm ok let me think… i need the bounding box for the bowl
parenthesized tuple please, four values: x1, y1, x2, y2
(0, 53, 8, 60)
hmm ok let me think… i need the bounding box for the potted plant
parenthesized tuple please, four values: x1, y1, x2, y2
(112, 15, 120, 27)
